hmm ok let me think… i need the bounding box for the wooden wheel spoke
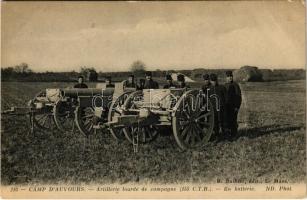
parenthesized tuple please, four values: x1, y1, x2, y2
(36, 114, 47, 123)
(196, 112, 211, 121)
(44, 116, 50, 128)
(184, 102, 191, 115)
(83, 118, 92, 126)
(184, 131, 192, 144)
(86, 123, 93, 131)
(194, 124, 204, 139)
(40, 115, 49, 126)
(182, 110, 191, 119)
(190, 130, 196, 145)
(181, 125, 190, 138)
(179, 120, 189, 128)
(198, 120, 210, 127)
(82, 114, 93, 119)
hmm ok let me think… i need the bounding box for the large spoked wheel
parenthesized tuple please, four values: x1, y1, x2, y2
(122, 91, 159, 143)
(108, 92, 131, 141)
(31, 90, 56, 130)
(75, 106, 96, 136)
(172, 90, 214, 150)
(53, 100, 75, 133)
(31, 110, 56, 130)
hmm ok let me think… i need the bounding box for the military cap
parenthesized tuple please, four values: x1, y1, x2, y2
(166, 74, 172, 80)
(177, 74, 185, 81)
(226, 70, 233, 77)
(203, 74, 210, 80)
(128, 74, 135, 78)
(209, 73, 218, 81)
(78, 75, 84, 79)
(145, 71, 152, 77)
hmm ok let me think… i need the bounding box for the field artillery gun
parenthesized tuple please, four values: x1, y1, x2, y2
(107, 88, 216, 150)
(1, 89, 73, 133)
(1, 81, 136, 136)
(72, 82, 136, 137)
(1, 88, 83, 133)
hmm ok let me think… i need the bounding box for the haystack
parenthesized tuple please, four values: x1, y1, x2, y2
(233, 66, 263, 82)
(171, 73, 195, 82)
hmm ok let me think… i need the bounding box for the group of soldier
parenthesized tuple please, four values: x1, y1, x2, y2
(201, 71, 242, 141)
(74, 70, 241, 141)
(124, 71, 188, 90)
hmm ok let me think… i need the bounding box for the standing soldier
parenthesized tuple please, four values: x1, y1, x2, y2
(74, 75, 88, 88)
(138, 78, 145, 90)
(144, 71, 159, 89)
(202, 74, 211, 93)
(208, 73, 227, 140)
(105, 76, 115, 88)
(163, 74, 177, 89)
(177, 74, 189, 88)
(124, 74, 137, 88)
(224, 70, 242, 138)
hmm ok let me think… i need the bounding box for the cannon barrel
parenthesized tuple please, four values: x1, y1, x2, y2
(62, 88, 114, 98)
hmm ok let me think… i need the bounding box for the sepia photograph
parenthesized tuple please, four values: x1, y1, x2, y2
(1, 1, 306, 198)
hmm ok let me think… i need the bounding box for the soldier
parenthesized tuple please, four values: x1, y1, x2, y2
(105, 76, 115, 88)
(144, 71, 159, 89)
(163, 74, 177, 89)
(202, 74, 211, 93)
(138, 78, 145, 90)
(124, 74, 137, 88)
(74, 75, 88, 88)
(224, 70, 242, 138)
(177, 74, 189, 88)
(208, 73, 227, 140)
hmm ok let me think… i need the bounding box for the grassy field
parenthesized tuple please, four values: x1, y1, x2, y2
(1, 80, 306, 185)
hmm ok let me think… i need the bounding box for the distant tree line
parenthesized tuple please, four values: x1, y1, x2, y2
(1, 62, 305, 82)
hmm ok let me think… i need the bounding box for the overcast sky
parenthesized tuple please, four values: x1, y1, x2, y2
(2, 1, 305, 72)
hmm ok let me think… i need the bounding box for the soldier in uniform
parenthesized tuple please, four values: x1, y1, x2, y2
(224, 70, 242, 138)
(124, 74, 137, 88)
(208, 73, 227, 140)
(74, 75, 88, 88)
(177, 74, 189, 88)
(105, 76, 115, 88)
(201, 74, 211, 93)
(144, 71, 159, 89)
(138, 78, 145, 90)
(163, 74, 177, 89)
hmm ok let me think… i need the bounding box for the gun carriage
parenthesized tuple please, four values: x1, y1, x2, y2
(1, 81, 135, 135)
(107, 88, 215, 150)
(73, 82, 135, 136)
(2, 82, 216, 150)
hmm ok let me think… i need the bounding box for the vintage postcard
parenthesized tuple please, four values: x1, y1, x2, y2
(1, 1, 306, 199)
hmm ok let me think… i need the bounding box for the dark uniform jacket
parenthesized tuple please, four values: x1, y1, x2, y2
(144, 79, 159, 89)
(74, 83, 88, 88)
(125, 82, 137, 88)
(202, 84, 211, 93)
(178, 83, 190, 89)
(224, 82, 242, 109)
(163, 82, 177, 89)
(208, 84, 227, 125)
